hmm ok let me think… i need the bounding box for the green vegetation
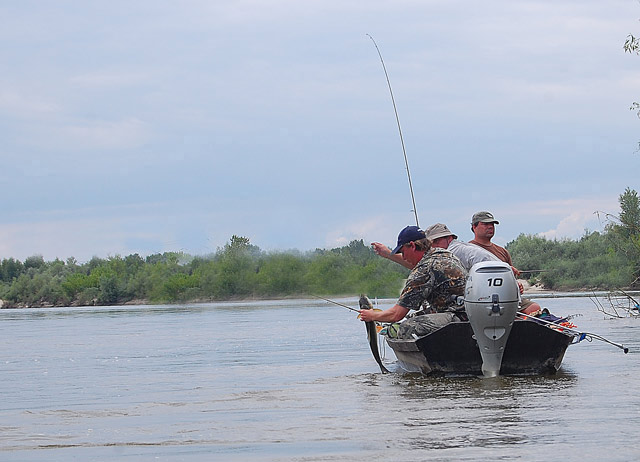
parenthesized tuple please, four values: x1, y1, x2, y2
(1, 189, 639, 308)
(0, 237, 408, 308)
(508, 188, 640, 290)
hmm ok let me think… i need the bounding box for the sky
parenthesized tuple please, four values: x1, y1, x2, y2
(1, 0, 639, 262)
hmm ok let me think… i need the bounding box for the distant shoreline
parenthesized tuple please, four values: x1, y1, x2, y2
(3, 289, 640, 310)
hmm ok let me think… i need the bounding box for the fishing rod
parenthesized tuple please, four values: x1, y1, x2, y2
(516, 311, 629, 354)
(617, 288, 640, 307)
(367, 34, 419, 228)
(312, 295, 360, 313)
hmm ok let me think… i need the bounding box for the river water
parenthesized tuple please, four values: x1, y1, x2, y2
(1, 296, 639, 461)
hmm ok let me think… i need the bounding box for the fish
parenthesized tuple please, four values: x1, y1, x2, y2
(359, 294, 390, 374)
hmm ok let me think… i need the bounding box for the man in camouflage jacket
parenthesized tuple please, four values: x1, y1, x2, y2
(360, 226, 467, 339)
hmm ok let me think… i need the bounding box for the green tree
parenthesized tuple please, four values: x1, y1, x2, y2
(0, 258, 24, 282)
(24, 255, 45, 271)
(618, 187, 640, 237)
(158, 272, 200, 302)
(611, 187, 640, 282)
(304, 252, 351, 295)
(206, 236, 259, 298)
(255, 253, 307, 296)
(508, 188, 640, 290)
(61, 272, 98, 299)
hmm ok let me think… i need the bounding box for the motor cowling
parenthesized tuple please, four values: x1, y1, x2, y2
(464, 261, 519, 377)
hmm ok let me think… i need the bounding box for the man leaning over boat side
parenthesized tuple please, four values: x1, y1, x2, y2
(470, 211, 541, 315)
(359, 226, 467, 339)
(371, 224, 498, 272)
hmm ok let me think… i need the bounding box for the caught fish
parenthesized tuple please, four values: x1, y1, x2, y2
(359, 294, 390, 374)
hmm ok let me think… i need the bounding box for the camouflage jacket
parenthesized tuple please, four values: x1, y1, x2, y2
(397, 247, 467, 312)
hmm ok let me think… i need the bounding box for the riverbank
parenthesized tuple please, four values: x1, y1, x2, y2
(520, 280, 640, 299)
(2, 280, 638, 309)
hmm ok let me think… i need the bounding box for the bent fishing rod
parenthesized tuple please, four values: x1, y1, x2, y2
(367, 34, 419, 228)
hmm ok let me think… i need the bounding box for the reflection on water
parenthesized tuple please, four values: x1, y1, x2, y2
(388, 372, 580, 452)
(1, 297, 639, 461)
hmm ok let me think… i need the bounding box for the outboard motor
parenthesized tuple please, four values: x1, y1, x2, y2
(464, 261, 519, 377)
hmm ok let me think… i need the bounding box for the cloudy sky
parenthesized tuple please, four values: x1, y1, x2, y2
(1, 1, 638, 262)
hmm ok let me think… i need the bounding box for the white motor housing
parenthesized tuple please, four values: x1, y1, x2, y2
(464, 261, 519, 377)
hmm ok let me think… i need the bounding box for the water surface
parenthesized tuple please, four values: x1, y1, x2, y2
(1, 297, 639, 461)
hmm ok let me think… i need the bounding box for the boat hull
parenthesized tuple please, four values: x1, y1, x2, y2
(386, 319, 573, 376)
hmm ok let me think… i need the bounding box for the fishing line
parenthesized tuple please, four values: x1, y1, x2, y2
(312, 294, 360, 313)
(367, 34, 419, 227)
(314, 294, 390, 373)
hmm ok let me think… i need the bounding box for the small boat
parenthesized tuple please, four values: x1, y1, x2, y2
(379, 261, 617, 377)
(387, 317, 575, 376)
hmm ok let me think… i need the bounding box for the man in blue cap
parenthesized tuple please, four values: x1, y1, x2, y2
(360, 225, 467, 338)
(372, 223, 498, 272)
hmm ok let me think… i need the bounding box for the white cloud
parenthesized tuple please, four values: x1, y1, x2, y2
(58, 117, 151, 151)
(70, 71, 148, 87)
(0, 90, 59, 118)
(323, 215, 409, 250)
(0, 203, 187, 262)
(0, 0, 638, 262)
(0, 219, 125, 262)
(539, 211, 600, 240)
(500, 197, 619, 241)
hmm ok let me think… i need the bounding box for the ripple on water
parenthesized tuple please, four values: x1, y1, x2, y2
(1, 299, 639, 461)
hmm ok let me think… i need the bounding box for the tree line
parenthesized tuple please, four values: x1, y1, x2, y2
(1, 188, 638, 308)
(507, 187, 640, 290)
(0, 237, 409, 308)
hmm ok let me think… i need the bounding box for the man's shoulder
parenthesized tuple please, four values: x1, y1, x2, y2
(469, 239, 511, 263)
(415, 247, 449, 265)
(493, 242, 508, 252)
(451, 240, 479, 250)
(424, 247, 455, 259)
(469, 239, 506, 252)
(452, 240, 499, 258)
(417, 247, 464, 270)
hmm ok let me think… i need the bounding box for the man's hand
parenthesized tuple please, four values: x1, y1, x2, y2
(371, 242, 392, 259)
(372, 242, 414, 269)
(359, 309, 375, 322)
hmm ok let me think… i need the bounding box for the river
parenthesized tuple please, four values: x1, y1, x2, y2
(1, 296, 639, 461)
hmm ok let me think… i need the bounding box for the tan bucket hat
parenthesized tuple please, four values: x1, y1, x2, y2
(424, 223, 457, 241)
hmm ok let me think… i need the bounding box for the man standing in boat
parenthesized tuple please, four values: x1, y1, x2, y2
(470, 211, 541, 315)
(360, 226, 467, 339)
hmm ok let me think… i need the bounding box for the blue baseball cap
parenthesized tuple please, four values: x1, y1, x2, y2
(391, 225, 426, 254)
